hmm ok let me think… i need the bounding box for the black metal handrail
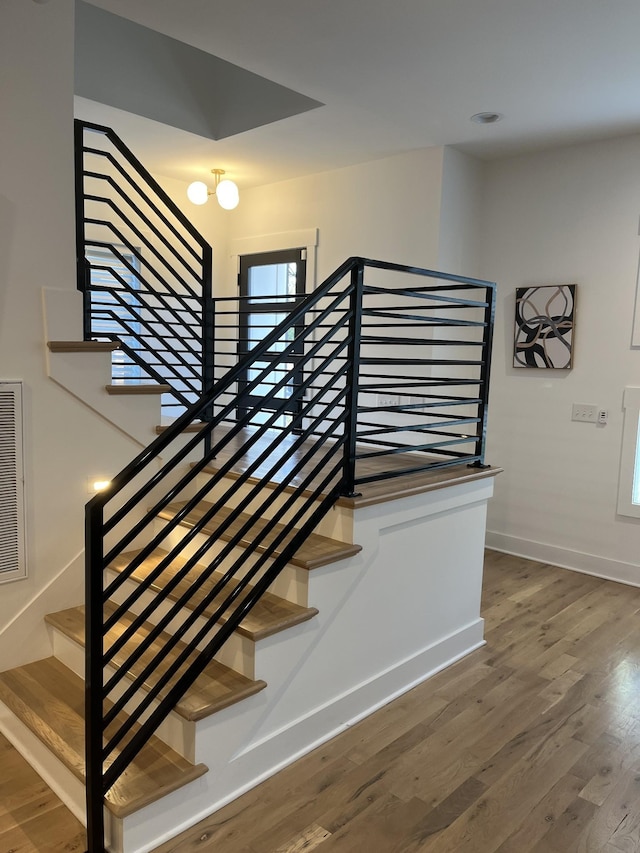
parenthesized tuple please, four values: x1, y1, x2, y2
(84, 257, 495, 852)
(74, 120, 213, 419)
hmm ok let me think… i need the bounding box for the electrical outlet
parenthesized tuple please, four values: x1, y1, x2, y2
(598, 409, 608, 424)
(571, 403, 598, 423)
(377, 393, 400, 408)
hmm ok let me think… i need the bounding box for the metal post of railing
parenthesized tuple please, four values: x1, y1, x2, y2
(202, 243, 214, 456)
(341, 261, 364, 497)
(202, 244, 214, 414)
(85, 499, 106, 853)
(469, 282, 496, 468)
(74, 121, 91, 341)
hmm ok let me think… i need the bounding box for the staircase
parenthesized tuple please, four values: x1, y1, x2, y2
(0, 121, 498, 852)
(0, 418, 360, 849)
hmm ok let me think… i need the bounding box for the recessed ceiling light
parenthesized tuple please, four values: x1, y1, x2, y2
(470, 112, 503, 124)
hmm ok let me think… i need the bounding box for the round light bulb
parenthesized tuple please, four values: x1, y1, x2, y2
(215, 179, 239, 210)
(187, 181, 209, 205)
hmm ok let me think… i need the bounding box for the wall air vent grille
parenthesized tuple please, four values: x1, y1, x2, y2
(0, 382, 27, 582)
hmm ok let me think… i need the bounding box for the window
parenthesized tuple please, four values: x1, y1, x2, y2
(617, 387, 640, 518)
(237, 248, 306, 428)
(86, 246, 143, 382)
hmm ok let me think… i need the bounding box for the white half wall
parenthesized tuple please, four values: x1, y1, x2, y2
(480, 134, 640, 583)
(438, 146, 485, 277)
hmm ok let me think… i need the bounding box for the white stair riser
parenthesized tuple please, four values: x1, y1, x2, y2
(106, 569, 256, 679)
(193, 472, 354, 542)
(47, 626, 196, 762)
(151, 520, 310, 607)
(0, 699, 123, 851)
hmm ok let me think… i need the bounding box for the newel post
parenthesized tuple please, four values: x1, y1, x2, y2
(342, 261, 364, 497)
(85, 498, 106, 853)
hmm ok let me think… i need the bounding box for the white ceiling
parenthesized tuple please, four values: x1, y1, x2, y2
(77, 0, 640, 190)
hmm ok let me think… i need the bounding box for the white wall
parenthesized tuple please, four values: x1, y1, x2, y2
(438, 147, 485, 277)
(0, 0, 146, 669)
(480, 134, 640, 583)
(226, 147, 446, 284)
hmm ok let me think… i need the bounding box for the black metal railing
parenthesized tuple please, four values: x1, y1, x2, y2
(74, 120, 213, 420)
(84, 257, 495, 851)
(212, 259, 495, 482)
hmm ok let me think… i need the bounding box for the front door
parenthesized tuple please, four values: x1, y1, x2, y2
(237, 248, 306, 428)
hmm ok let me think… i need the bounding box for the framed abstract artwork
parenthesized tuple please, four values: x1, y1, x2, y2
(513, 284, 576, 369)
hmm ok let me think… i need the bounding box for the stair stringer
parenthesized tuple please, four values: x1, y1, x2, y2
(42, 287, 164, 448)
(115, 475, 494, 853)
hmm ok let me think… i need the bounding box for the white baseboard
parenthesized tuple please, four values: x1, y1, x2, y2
(485, 531, 640, 588)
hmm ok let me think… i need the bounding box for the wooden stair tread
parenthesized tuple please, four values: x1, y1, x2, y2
(106, 383, 171, 395)
(195, 461, 353, 509)
(159, 501, 362, 571)
(45, 605, 267, 721)
(109, 549, 318, 642)
(48, 340, 120, 352)
(156, 422, 208, 434)
(0, 658, 208, 819)
(199, 422, 501, 509)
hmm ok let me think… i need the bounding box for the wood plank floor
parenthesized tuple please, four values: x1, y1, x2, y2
(0, 732, 85, 852)
(4, 550, 640, 851)
(152, 550, 640, 853)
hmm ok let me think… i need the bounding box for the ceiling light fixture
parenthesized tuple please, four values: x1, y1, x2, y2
(187, 168, 239, 210)
(470, 112, 503, 125)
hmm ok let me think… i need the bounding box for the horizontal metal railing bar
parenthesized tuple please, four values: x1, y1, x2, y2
(357, 425, 480, 441)
(211, 292, 348, 304)
(85, 215, 200, 302)
(358, 256, 494, 288)
(93, 328, 200, 389)
(360, 311, 486, 327)
(359, 357, 484, 366)
(357, 418, 481, 437)
(86, 240, 202, 322)
(94, 325, 200, 399)
(93, 292, 202, 366)
(88, 285, 201, 316)
(82, 157, 204, 263)
(360, 335, 485, 347)
(358, 377, 481, 387)
(364, 392, 481, 402)
(361, 300, 487, 312)
(362, 286, 490, 308)
(84, 177, 202, 282)
(354, 435, 477, 460)
(115, 343, 199, 405)
(353, 454, 480, 486)
(80, 122, 210, 251)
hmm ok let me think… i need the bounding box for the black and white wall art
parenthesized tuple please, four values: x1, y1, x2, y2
(514, 284, 576, 369)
